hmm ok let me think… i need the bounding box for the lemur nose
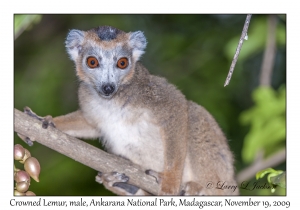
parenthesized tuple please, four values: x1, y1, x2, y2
(102, 84, 115, 95)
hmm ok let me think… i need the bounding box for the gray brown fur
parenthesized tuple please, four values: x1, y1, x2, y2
(50, 26, 238, 195)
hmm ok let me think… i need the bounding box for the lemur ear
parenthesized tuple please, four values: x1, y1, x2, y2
(65, 29, 85, 61)
(129, 31, 147, 61)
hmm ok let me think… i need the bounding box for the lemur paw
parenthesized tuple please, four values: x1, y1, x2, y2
(17, 107, 56, 146)
(24, 106, 56, 129)
(96, 171, 139, 195)
(95, 171, 129, 186)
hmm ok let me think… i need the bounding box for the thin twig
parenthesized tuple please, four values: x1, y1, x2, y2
(236, 148, 286, 184)
(259, 14, 277, 87)
(14, 108, 159, 195)
(224, 14, 252, 87)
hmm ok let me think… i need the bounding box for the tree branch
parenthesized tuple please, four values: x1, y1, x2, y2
(14, 108, 159, 195)
(236, 148, 286, 184)
(224, 14, 252, 87)
(259, 14, 277, 87)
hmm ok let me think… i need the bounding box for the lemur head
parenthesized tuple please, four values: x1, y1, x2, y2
(65, 26, 147, 98)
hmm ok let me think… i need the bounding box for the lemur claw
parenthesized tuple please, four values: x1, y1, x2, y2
(180, 190, 186, 196)
(145, 169, 162, 184)
(42, 115, 56, 129)
(95, 171, 103, 184)
(17, 133, 34, 146)
(112, 182, 139, 195)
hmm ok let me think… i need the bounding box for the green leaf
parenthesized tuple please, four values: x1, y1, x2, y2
(256, 168, 277, 180)
(256, 168, 285, 194)
(270, 172, 286, 188)
(240, 86, 286, 163)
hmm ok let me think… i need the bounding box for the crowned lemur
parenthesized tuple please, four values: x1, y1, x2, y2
(21, 26, 238, 195)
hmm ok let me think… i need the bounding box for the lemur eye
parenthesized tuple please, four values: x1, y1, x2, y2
(86, 57, 99, 68)
(117, 58, 129, 69)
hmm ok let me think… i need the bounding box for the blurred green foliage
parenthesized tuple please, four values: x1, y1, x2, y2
(14, 15, 42, 39)
(240, 86, 286, 163)
(14, 14, 286, 195)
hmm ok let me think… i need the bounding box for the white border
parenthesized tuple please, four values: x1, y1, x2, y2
(2, 0, 298, 209)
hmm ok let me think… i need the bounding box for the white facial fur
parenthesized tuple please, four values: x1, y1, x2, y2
(65, 27, 147, 98)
